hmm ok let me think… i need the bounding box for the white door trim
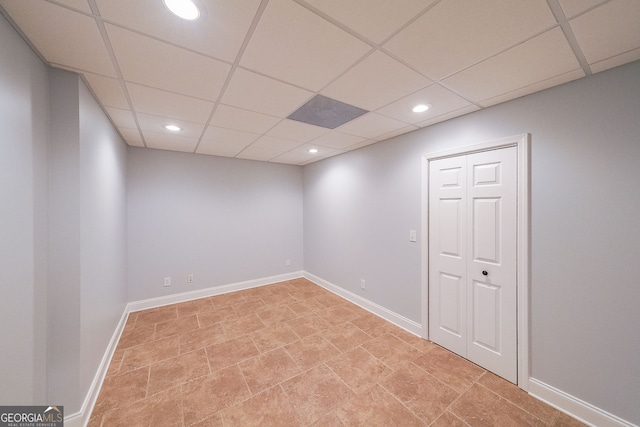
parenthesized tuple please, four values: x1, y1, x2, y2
(421, 133, 530, 390)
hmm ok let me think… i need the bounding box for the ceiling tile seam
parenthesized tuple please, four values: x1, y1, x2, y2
(45, 0, 90, 16)
(476, 67, 586, 107)
(86, 0, 100, 15)
(192, 0, 271, 156)
(98, 20, 235, 67)
(376, 0, 444, 46)
(89, 1, 149, 148)
(122, 80, 220, 104)
(545, 0, 592, 76)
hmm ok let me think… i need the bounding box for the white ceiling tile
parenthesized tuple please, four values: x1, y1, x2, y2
(569, 0, 640, 66)
(416, 105, 481, 128)
(266, 120, 329, 142)
(105, 24, 230, 101)
(127, 83, 214, 123)
(196, 139, 249, 158)
(589, 47, 640, 74)
(308, 132, 365, 150)
(443, 28, 581, 103)
(558, 0, 608, 18)
(336, 112, 409, 139)
(136, 112, 204, 139)
(95, 0, 261, 62)
(104, 107, 137, 129)
(384, 0, 557, 80)
(376, 84, 472, 124)
(209, 105, 280, 134)
(322, 51, 432, 111)
(222, 68, 314, 118)
(142, 130, 198, 153)
(345, 139, 379, 151)
(0, 0, 116, 76)
(240, 0, 371, 91)
(82, 72, 129, 109)
(301, 0, 435, 43)
(236, 146, 282, 162)
(375, 125, 418, 141)
(269, 152, 311, 165)
(250, 136, 302, 151)
(479, 69, 585, 108)
(291, 143, 340, 157)
(201, 126, 260, 146)
(53, 0, 92, 13)
(118, 127, 145, 147)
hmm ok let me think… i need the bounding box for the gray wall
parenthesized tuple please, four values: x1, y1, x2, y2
(47, 70, 128, 414)
(127, 148, 303, 301)
(0, 12, 49, 404)
(0, 13, 128, 413)
(304, 60, 640, 424)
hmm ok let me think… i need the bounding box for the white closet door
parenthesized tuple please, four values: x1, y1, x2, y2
(428, 155, 468, 357)
(429, 146, 517, 383)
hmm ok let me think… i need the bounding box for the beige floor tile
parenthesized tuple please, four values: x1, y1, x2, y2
(135, 306, 178, 327)
(239, 348, 301, 395)
(478, 371, 560, 424)
(205, 335, 259, 372)
(148, 349, 210, 395)
(100, 387, 184, 427)
(256, 305, 298, 327)
(197, 305, 237, 327)
(90, 279, 585, 427)
(250, 323, 299, 353)
(285, 335, 340, 370)
(282, 364, 355, 425)
(335, 384, 423, 426)
(120, 336, 180, 372)
(176, 298, 214, 318)
(380, 362, 459, 423)
(413, 345, 485, 393)
(361, 332, 422, 370)
(117, 324, 155, 350)
(181, 365, 250, 425)
(450, 383, 546, 426)
(222, 313, 266, 338)
(286, 313, 330, 338)
(323, 321, 372, 352)
(326, 347, 392, 394)
(221, 385, 299, 426)
(179, 324, 227, 354)
(155, 315, 199, 340)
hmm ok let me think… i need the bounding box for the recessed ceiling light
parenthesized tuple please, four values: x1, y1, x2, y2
(164, 124, 181, 131)
(163, 0, 200, 20)
(309, 148, 319, 154)
(412, 104, 430, 113)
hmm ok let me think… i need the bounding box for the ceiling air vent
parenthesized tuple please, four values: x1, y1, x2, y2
(287, 94, 368, 129)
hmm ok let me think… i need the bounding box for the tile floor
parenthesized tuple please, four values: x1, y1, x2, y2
(88, 278, 585, 426)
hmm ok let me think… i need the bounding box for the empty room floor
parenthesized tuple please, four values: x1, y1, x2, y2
(88, 278, 584, 426)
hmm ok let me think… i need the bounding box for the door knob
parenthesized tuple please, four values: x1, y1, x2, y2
(482, 270, 488, 276)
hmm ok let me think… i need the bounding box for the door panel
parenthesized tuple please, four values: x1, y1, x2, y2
(429, 156, 467, 356)
(429, 146, 517, 383)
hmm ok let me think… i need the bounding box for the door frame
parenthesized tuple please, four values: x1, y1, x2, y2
(421, 133, 530, 390)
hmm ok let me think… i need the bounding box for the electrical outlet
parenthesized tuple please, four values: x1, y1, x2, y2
(360, 279, 366, 290)
(164, 277, 171, 287)
(286, 259, 291, 266)
(187, 274, 193, 283)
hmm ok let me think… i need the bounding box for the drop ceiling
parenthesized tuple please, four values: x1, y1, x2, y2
(1, 0, 639, 165)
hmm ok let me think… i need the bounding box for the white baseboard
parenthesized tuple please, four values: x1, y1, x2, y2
(303, 271, 423, 337)
(528, 378, 637, 427)
(127, 271, 304, 313)
(64, 309, 130, 427)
